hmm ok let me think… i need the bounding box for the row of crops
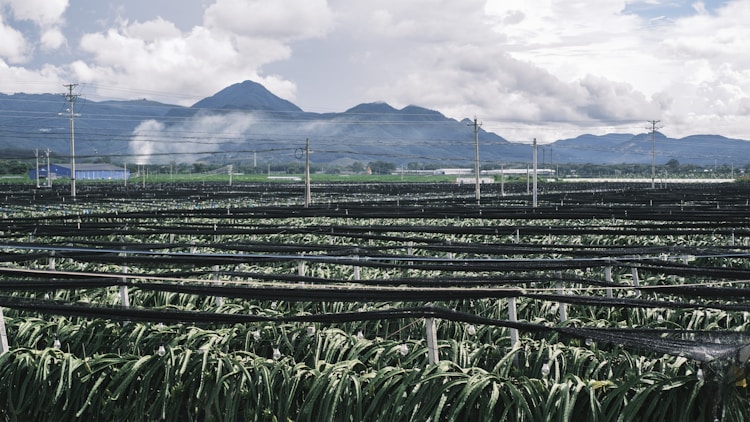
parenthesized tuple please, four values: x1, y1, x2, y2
(1, 181, 749, 421)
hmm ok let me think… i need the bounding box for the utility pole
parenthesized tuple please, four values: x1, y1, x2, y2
(647, 120, 662, 189)
(62, 84, 80, 198)
(468, 117, 481, 205)
(45, 149, 51, 187)
(532, 138, 538, 207)
(304, 138, 311, 207)
(34, 149, 40, 188)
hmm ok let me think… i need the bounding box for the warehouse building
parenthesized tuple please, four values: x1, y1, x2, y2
(29, 163, 130, 181)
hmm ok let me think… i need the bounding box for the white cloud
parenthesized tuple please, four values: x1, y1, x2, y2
(312, 1, 660, 142)
(0, 15, 28, 63)
(0, 60, 64, 93)
(124, 17, 182, 41)
(0, 0, 67, 26)
(73, 19, 294, 105)
(339, 0, 750, 141)
(40, 27, 65, 50)
(0, 0, 68, 59)
(204, 0, 334, 40)
(65, 1, 337, 106)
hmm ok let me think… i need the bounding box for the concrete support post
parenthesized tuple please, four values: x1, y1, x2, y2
(604, 265, 613, 298)
(425, 317, 439, 365)
(0, 308, 9, 354)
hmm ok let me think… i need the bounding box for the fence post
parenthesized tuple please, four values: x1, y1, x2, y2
(425, 317, 439, 364)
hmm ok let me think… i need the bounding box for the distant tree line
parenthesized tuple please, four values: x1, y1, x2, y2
(0, 160, 30, 175)
(3, 156, 749, 179)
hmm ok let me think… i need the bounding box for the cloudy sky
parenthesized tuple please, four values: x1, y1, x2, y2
(0, 0, 747, 143)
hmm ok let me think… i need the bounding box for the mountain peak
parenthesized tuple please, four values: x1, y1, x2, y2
(344, 102, 399, 114)
(191, 80, 302, 113)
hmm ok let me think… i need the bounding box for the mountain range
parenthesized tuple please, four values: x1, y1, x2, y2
(1, 80, 748, 167)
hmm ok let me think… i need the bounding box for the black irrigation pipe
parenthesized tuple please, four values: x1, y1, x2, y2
(25, 250, 750, 275)
(618, 259, 750, 279)
(5, 272, 750, 314)
(4, 217, 750, 244)
(4, 236, 749, 265)
(2, 248, 613, 272)
(5, 206, 750, 227)
(527, 293, 750, 314)
(0, 295, 745, 363)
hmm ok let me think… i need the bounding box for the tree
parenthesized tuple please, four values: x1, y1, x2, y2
(368, 161, 396, 175)
(348, 162, 365, 173)
(664, 159, 680, 172)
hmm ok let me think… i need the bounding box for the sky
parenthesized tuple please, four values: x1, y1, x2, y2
(0, 0, 748, 143)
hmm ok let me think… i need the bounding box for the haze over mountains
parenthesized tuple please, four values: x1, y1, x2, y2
(1, 80, 748, 167)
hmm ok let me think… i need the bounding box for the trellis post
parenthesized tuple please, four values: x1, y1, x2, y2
(120, 265, 130, 325)
(604, 263, 613, 298)
(508, 297, 520, 366)
(213, 265, 223, 307)
(425, 317, 439, 364)
(0, 308, 8, 353)
(631, 264, 641, 297)
(556, 279, 567, 322)
(120, 249, 130, 311)
(119, 239, 130, 321)
(353, 255, 361, 280)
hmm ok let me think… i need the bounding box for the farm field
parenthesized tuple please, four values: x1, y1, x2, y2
(1, 180, 749, 421)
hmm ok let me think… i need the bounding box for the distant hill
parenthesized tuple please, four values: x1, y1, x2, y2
(552, 132, 750, 165)
(1, 81, 749, 166)
(193, 80, 302, 112)
(0, 92, 179, 160)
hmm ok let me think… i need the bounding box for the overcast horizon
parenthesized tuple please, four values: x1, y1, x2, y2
(1, 0, 748, 144)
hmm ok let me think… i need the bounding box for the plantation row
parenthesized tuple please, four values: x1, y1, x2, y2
(0, 181, 749, 421)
